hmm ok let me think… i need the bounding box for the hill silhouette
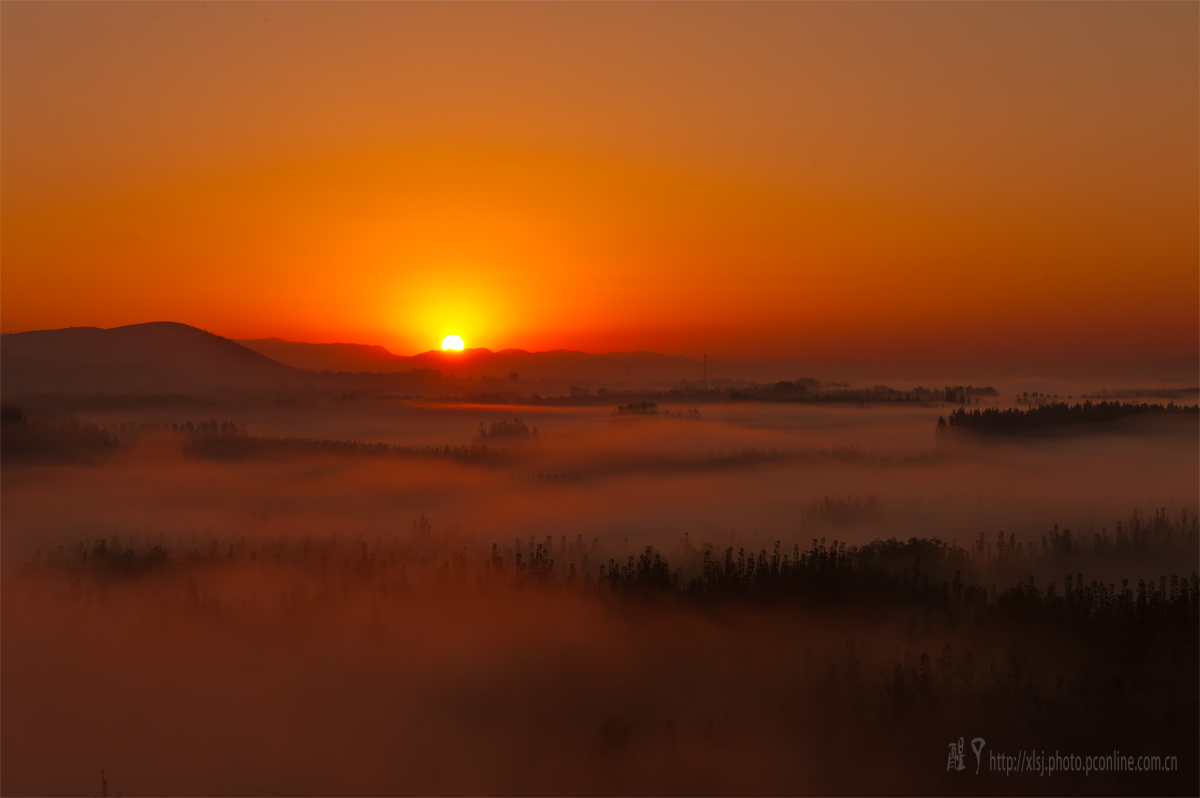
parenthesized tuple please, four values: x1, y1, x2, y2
(1, 322, 303, 395)
(237, 336, 810, 384)
(235, 337, 408, 374)
(3, 323, 825, 398)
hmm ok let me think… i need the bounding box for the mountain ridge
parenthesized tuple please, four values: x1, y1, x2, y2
(234, 337, 808, 383)
(2, 322, 308, 395)
(1, 323, 811, 398)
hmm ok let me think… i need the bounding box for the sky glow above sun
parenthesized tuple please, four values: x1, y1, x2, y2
(441, 335, 465, 351)
(0, 3, 1196, 372)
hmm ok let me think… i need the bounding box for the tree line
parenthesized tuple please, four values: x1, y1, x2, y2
(937, 401, 1199, 437)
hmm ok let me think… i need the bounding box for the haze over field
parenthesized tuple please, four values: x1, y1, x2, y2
(3, 373, 1197, 796)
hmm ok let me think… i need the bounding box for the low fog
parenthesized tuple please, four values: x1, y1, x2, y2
(3, 398, 1197, 796)
(3, 401, 1195, 560)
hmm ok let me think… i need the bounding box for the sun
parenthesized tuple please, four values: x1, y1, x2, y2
(441, 334, 465, 351)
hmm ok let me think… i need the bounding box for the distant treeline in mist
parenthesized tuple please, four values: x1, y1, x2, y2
(0, 407, 508, 465)
(3, 380, 1007, 411)
(610, 401, 703, 420)
(0, 406, 120, 463)
(801, 495, 884, 527)
(1081, 387, 1199, 400)
(455, 385, 731, 406)
(26, 506, 1195, 609)
(1, 407, 933, 475)
(731, 383, 997, 405)
(437, 382, 998, 407)
(474, 417, 538, 442)
(20, 508, 1197, 639)
(937, 401, 1200, 437)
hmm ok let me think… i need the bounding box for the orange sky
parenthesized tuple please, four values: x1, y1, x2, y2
(2, 2, 1196, 369)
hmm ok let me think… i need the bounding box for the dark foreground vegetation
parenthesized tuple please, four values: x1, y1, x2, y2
(938, 401, 1199, 437)
(8, 508, 1197, 795)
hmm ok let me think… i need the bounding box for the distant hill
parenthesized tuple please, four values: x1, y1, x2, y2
(237, 337, 811, 384)
(1, 323, 826, 400)
(1, 322, 303, 395)
(233, 337, 408, 374)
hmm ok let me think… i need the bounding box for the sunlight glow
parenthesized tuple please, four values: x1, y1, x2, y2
(441, 334, 464, 351)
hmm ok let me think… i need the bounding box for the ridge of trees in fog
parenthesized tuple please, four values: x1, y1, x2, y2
(1081, 387, 1199, 400)
(611, 401, 703, 420)
(6, 383, 1192, 416)
(3, 409, 930, 473)
(18, 506, 1197, 611)
(730, 383, 998, 405)
(937, 401, 1200, 437)
(474, 417, 537, 442)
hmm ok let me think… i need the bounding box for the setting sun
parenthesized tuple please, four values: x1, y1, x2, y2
(441, 334, 464, 351)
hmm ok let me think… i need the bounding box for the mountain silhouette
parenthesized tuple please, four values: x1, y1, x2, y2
(237, 337, 809, 384)
(238, 337, 704, 382)
(2, 322, 303, 395)
(2, 322, 822, 399)
(235, 337, 407, 374)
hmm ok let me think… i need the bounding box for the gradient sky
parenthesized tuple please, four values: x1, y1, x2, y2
(2, 2, 1196, 371)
